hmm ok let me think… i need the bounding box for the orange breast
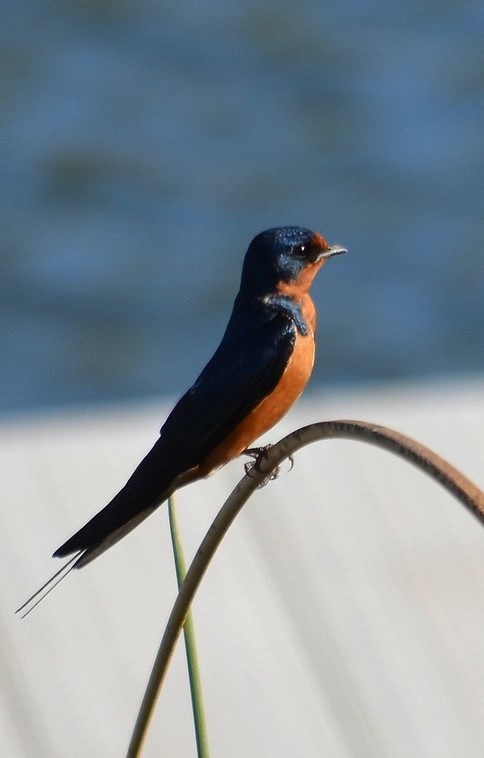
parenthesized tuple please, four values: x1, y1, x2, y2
(197, 324, 315, 476)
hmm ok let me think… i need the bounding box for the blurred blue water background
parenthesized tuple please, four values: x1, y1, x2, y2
(2, 0, 483, 417)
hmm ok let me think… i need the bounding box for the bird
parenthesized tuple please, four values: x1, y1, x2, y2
(17, 226, 346, 615)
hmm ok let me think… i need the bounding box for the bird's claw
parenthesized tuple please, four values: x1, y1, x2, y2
(242, 445, 294, 488)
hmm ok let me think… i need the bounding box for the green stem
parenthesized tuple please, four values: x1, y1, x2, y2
(168, 495, 210, 758)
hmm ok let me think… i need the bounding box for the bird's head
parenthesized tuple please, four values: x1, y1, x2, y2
(240, 226, 346, 295)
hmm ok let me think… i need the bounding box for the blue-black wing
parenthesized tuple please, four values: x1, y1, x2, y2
(160, 305, 296, 459)
(54, 304, 296, 561)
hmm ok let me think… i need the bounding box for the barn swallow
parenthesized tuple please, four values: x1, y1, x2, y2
(18, 226, 346, 614)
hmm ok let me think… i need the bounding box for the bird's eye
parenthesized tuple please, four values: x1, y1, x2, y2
(291, 244, 307, 258)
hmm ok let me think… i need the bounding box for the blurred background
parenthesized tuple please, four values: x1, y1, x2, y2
(3, 5, 484, 755)
(1, 0, 483, 417)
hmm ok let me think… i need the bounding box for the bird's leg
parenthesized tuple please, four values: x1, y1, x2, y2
(242, 445, 294, 487)
(243, 445, 275, 488)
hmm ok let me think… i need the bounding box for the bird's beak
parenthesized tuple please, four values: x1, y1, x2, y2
(320, 244, 347, 260)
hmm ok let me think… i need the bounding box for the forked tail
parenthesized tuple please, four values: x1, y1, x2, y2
(15, 552, 83, 618)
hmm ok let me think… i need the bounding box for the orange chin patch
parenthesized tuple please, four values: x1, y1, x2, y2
(275, 254, 326, 297)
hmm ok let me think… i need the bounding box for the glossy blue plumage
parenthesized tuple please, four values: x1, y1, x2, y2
(241, 226, 324, 290)
(53, 226, 346, 565)
(19, 227, 345, 611)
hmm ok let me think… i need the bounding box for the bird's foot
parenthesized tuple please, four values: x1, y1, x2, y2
(242, 445, 294, 488)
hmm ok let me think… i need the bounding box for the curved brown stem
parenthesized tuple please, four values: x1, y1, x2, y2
(127, 419, 484, 757)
